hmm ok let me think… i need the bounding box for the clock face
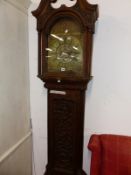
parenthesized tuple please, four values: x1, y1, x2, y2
(46, 19, 84, 76)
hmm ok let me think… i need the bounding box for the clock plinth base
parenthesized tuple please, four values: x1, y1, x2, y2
(44, 165, 87, 175)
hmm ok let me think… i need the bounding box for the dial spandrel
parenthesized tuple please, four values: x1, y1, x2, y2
(46, 19, 84, 76)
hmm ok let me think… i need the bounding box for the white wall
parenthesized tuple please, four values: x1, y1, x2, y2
(29, 0, 131, 174)
(29, 2, 47, 174)
(0, 0, 32, 174)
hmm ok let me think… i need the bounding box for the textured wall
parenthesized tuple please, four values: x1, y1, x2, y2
(29, 0, 131, 174)
(0, 0, 31, 174)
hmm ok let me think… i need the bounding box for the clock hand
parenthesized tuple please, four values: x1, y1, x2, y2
(51, 34, 64, 42)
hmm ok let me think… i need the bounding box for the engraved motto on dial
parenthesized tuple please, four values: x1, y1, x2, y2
(46, 19, 84, 75)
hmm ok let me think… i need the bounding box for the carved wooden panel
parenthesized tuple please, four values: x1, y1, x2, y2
(53, 99, 74, 170)
(47, 90, 85, 174)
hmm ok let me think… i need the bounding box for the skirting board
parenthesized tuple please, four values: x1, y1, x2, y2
(0, 131, 32, 164)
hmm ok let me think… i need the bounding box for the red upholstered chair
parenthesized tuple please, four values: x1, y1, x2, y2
(88, 134, 131, 175)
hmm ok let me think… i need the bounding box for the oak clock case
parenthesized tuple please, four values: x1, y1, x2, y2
(32, 0, 98, 175)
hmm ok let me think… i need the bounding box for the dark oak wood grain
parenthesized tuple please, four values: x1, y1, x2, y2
(32, 0, 98, 174)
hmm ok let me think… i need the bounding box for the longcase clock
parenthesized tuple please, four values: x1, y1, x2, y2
(32, 0, 98, 175)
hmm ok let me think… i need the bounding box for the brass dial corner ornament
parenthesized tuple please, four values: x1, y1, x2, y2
(32, 0, 98, 174)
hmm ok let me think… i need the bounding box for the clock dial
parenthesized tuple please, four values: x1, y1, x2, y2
(46, 19, 84, 76)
